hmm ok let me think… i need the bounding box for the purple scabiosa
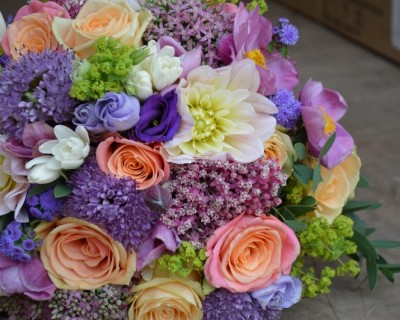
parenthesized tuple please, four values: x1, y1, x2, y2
(279, 23, 300, 46)
(203, 289, 282, 320)
(0, 294, 50, 320)
(63, 155, 159, 249)
(143, 0, 235, 67)
(0, 50, 77, 139)
(162, 159, 287, 247)
(48, 285, 130, 320)
(24, 188, 64, 222)
(52, 0, 88, 18)
(271, 89, 301, 130)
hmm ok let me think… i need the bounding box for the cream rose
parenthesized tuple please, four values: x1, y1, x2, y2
(263, 130, 295, 174)
(129, 277, 204, 320)
(304, 152, 361, 223)
(38, 217, 136, 290)
(52, 0, 152, 59)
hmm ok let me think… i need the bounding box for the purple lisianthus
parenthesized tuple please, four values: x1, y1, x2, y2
(251, 275, 302, 310)
(94, 92, 140, 132)
(132, 90, 181, 143)
(0, 254, 56, 300)
(73, 101, 105, 134)
(300, 79, 354, 168)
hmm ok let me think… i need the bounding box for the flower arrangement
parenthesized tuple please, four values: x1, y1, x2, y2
(0, 0, 398, 319)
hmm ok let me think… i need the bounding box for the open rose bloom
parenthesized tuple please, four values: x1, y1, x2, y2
(0, 0, 393, 319)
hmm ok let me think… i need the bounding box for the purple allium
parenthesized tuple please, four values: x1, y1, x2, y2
(271, 89, 301, 130)
(143, 0, 235, 67)
(203, 289, 282, 320)
(162, 159, 287, 247)
(0, 294, 50, 320)
(63, 155, 159, 249)
(48, 285, 130, 320)
(21, 239, 35, 251)
(279, 23, 300, 46)
(25, 189, 64, 222)
(0, 50, 77, 139)
(52, 0, 88, 18)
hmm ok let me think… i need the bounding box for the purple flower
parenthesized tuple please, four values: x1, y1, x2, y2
(300, 80, 354, 168)
(21, 239, 35, 251)
(5, 222, 22, 241)
(25, 188, 63, 222)
(72, 101, 105, 134)
(279, 23, 300, 46)
(272, 89, 301, 129)
(251, 275, 302, 310)
(132, 91, 181, 143)
(94, 92, 140, 132)
(0, 254, 56, 300)
(137, 222, 181, 271)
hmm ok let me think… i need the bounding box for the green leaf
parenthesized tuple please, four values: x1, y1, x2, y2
(376, 264, 400, 272)
(318, 132, 336, 159)
(300, 196, 317, 206)
(352, 230, 378, 260)
(342, 201, 382, 214)
(285, 220, 307, 232)
(28, 182, 56, 197)
(357, 176, 370, 188)
(367, 258, 378, 290)
(377, 255, 395, 283)
(281, 204, 316, 216)
(312, 160, 322, 192)
(294, 143, 306, 161)
(365, 228, 376, 236)
(371, 240, 400, 249)
(278, 207, 296, 220)
(53, 183, 72, 198)
(293, 164, 313, 185)
(347, 212, 366, 235)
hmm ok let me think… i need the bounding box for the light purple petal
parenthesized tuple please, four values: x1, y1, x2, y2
(0, 265, 24, 295)
(22, 122, 55, 148)
(179, 47, 202, 79)
(1, 139, 32, 158)
(157, 36, 186, 56)
(265, 52, 299, 93)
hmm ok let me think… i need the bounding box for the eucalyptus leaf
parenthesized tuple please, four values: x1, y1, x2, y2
(371, 240, 400, 249)
(281, 205, 316, 216)
(366, 258, 378, 290)
(377, 255, 395, 283)
(54, 183, 72, 198)
(300, 196, 317, 206)
(285, 220, 307, 232)
(318, 132, 336, 159)
(352, 230, 378, 260)
(342, 201, 381, 214)
(312, 160, 322, 192)
(357, 176, 370, 188)
(28, 182, 57, 197)
(294, 143, 306, 161)
(293, 164, 313, 185)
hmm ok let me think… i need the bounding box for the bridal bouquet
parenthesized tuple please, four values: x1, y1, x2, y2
(0, 0, 398, 319)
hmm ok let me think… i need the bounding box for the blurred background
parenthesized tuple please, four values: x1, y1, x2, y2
(1, 0, 400, 319)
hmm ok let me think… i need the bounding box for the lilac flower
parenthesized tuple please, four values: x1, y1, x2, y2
(251, 275, 302, 310)
(300, 80, 354, 168)
(0, 50, 77, 139)
(162, 159, 287, 246)
(271, 89, 301, 129)
(52, 0, 88, 18)
(5, 221, 22, 241)
(279, 23, 300, 46)
(73, 101, 106, 134)
(21, 239, 35, 251)
(25, 188, 64, 222)
(203, 289, 282, 320)
(131, 90, 181, 143)
(95, 92, 140, 132)
(144, 0, 235, 67)
(64, 154, 159, 249)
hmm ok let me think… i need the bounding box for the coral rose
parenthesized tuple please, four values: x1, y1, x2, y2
(129, 277, 204, 320)
(38, 217, 136, 290)
(304, 152, 361, 223)
(96, 136, 169, 190)
(52, 0, 152, 59)
(204, 214, 300, 293)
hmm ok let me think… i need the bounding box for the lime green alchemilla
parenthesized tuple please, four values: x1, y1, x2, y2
(291, 215, 360, 298)
(70, 37, 149, 101)
(156, 241, 207, 278)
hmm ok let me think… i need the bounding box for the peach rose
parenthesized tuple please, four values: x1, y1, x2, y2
(96, 136, 169, 190)
(129, 277, 204, 320)
(38, 217, 136, 290)
(52, 0, 152, 59)
(1, 13, 59, 59)
(204, 214, 300, 293)
(304, 152, 361, 223)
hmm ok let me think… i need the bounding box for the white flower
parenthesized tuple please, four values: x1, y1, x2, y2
(25, 156, 62, 184)
(71, 59, 90, 82)
(39, 125, 90, 170)
(126, 69, 153, 100)
(151, 50, 182, 91)
(0, 12, 6, 41)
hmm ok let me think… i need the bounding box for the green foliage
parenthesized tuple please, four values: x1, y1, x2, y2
(245, 0, 268, 14)
(291, 215, 360, 298)
(70, 37, 149, 101)
(284, 175, 305, 205)
(156, 241, 207, 278)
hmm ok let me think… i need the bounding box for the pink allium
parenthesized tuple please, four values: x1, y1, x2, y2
(300, 79, 354, 168)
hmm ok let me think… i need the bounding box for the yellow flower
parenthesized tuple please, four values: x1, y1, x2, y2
(129, 277, 204, 320)
(263, 130, 295, 174)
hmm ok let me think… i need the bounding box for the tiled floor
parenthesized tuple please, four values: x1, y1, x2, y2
(266, 1, 400, 319)
(1, 1, 400, 319)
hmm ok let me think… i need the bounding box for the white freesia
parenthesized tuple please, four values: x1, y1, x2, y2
(0, 12, 5, 41)
(71, 59, 91, 82)
(25, 156, 62, 184)
(151, 52, 182, 91)
(126, 69, 153, 100)
(39, 125, 90, 170)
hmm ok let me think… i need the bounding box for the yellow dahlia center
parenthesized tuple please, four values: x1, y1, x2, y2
(319, 106, 336, 135)
(245, 49, 267, 69)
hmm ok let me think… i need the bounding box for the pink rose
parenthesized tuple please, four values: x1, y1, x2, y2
(0, 254, 56, 300)
(204, 214, 300, 293)
(14, 0, 70, 21)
